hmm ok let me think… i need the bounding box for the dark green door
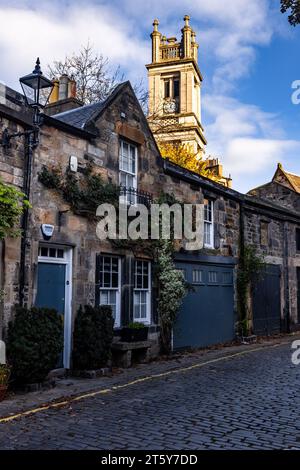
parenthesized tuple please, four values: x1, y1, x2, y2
(173, 262, 235, 350)
(35, 263, 66, 366)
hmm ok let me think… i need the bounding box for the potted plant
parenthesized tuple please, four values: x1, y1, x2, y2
(0, 364, 11, 402)
(120, 322, 149, 342)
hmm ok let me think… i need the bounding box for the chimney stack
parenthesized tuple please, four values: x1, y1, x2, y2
(45, 74, 83, 116)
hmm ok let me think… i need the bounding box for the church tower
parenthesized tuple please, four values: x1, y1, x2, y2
(146, 15, 207, 158)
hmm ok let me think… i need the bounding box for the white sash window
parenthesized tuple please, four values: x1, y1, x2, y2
(99, 256, 121, 327)
(133, 260, 151, 324)
(204, 199, 214, 248)
(119, 140, 137, 205)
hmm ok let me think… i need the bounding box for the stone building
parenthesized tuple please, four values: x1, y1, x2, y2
(1, 17, 300, 370)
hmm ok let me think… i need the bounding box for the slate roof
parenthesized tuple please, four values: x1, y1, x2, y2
(52, 82, 127, 131)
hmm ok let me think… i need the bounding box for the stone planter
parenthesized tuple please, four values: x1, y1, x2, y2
(120, 327, 149, 342)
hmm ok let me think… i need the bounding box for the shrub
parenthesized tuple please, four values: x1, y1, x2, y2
(72, 305, 114, 370)
(7, 307, 63, 384)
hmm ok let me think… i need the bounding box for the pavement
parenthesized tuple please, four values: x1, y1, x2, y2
(0, 334, 300, 450)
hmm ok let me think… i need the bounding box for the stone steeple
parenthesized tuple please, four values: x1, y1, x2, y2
(146, 15, 206, 158)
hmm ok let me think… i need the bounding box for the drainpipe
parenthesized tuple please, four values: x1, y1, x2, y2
(283, 221, 290, 333)
(238, 199, 246, 322)
(19, 131, 35, 306)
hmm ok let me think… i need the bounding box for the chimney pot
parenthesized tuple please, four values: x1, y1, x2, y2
(59, 74, 69, 101)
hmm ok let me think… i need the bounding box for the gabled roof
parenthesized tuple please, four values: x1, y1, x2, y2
(52, 82, 127, 131)
(273, 163, 300, 193)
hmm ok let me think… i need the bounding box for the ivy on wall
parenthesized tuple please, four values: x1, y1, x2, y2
(38, 163, 119, 218)
(237, 244, 265, 336)
(0, 178, 30, 239)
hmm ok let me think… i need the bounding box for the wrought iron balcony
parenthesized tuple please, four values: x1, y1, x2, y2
(119, 186, 153, 208)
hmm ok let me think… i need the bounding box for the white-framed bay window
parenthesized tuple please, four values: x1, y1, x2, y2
(204, 199, 214, 248)
(133, 260, 151, 324)
(99, 255, 121, 327)
(119, 140, 138, 205)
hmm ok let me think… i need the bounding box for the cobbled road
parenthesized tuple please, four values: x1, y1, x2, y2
(0, 341, 300, 450)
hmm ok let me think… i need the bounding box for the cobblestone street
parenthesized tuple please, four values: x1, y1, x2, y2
(0, 339, 300, 450)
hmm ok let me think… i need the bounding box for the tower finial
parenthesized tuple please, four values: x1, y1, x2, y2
(153, 19, 159, 32)
(184, 15, 190, 27)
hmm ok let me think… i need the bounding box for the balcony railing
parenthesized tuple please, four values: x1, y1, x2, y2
(119, 186, 153, 208)
(160, 45, 181, 61)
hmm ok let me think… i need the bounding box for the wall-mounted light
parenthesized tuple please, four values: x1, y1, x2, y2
(41, 224, 54, 240)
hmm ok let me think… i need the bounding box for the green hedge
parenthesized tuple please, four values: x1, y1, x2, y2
(7, 307, 63, 384)
(72, 305, 114, 370)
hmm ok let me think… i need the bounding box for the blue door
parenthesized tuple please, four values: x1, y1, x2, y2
(173, 262, 235, 350)
(35, 263, 66, 366)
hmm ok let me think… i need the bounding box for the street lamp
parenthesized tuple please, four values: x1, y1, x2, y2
(1, 57, 53, 147)
(0, 58, 54, 307)
(19, 57, 54, 123)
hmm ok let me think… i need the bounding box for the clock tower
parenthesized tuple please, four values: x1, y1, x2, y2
(146, 15, 207, 158)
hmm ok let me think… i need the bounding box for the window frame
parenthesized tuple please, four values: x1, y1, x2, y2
(133, 260, 151, 325)
(99, 255, 121, 328)
(119, 139, 138, 205)
(204, 199, 214, 249)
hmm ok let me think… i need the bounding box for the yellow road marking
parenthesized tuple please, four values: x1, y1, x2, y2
(0, 344, 281, 424)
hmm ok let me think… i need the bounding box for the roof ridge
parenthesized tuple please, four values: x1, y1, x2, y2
(53, 101, 100, 118)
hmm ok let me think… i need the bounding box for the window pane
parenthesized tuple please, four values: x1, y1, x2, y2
(120, 172, 127, 186)
(130, 146, 136, 174)
(111, 258, 119, 272)
(57, 249, 64, 258)
(174, 79, 179, 98)
(100, 290, 117, 319)
(133, 292, 141, 319)
(40, 247, 48, 257)
(164, 80, 170, 98)
(140, 303, 147, 318)
(100, 290, 108, 304)
(103, 272, 111, 287)
(143, 274, 149, 289)
(111, 273, 118, 288)
(136, 275, 143, 289)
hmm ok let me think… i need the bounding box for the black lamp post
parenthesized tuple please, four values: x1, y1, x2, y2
(0, 58, 53, 307)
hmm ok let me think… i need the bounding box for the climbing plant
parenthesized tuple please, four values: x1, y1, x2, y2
(38, 163, 119, 218)
(155, 240, 187, 354)
(0, 178, 30, 239)
(237, 245, 265, 336)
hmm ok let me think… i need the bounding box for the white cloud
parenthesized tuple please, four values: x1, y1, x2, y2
(0, 4, 149, 90)
(203, 94, 300, 192)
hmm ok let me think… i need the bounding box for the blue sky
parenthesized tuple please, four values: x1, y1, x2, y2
(0, 0, 299, 193)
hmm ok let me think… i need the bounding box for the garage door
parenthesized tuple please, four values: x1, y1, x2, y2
(173, 262, 235, 350)
(252, 264, 281, 336)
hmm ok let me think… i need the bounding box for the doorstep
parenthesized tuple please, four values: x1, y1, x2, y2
(0, 333, 299, 421)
